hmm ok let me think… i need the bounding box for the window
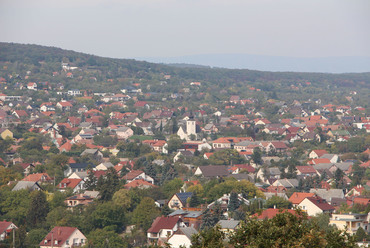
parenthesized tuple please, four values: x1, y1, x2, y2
(66, 240, 69, 245)
(55, 240, 58, 245)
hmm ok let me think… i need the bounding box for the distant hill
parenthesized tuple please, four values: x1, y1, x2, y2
(139, 54, 370, 73)
(0, 42, 370, 92)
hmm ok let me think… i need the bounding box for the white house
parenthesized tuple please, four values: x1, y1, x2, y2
(147, 216, 185, 243)
(167, 227, 198, 248)
(298, 196, 335, 216)
(0, 221, 17, 241)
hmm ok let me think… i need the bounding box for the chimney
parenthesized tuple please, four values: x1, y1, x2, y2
(274, 205, 276, 209)
(58, 228, 61, 235)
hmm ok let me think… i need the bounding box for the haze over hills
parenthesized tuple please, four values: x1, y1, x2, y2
(139, 54, 370, 73)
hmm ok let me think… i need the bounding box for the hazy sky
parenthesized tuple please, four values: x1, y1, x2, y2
(1, 0, 369, 59)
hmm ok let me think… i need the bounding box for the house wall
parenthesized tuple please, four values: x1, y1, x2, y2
(168, 234, 192, 248)
(168, 195, 184, 210)
(298, 199, 322, 216)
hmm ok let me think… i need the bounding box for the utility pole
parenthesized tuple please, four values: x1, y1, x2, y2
(13, 227, 15, 248)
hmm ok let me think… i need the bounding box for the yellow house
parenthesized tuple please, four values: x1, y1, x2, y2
(0, 129, 13, 140)
(330, 213, 370, 235)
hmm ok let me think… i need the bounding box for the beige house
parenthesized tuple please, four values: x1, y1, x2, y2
(330, 213, 370, 235)
(168, 192, 193, 210)
(0, 129, 13, 140)
(40, 226, 87, 248)
(298, 196, 335, 216)
(116, 126, 134, 139)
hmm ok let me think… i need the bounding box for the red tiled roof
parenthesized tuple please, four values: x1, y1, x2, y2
(40, 226, 78, 247)
(147, 216, 181, 233)
(311, 150, 328, 157)
(22, 173, 52, 182)
(124, 179, 157, 189)
(308, 158, 331, 165)
(252, 208, 297, 219)
(0, 221, 14, 234)
(353, 197, 370, 205)
(235, 164, 255, 173)
(305, 196, 335, 211)
(289, 192, 315, 205)
(58, 101, 73, 107)
(296, 166, 317, 174)
(124, 170, 144, 180)
(59, 178, 82, 190)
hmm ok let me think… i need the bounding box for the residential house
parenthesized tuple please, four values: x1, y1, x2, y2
(64, 163, 95, 177)
(124, 170, 154, 184)
(67, 89, 81, 96)
(116, 126, 134, 139)
(124, 179, 157, 189)
(58, 178, 84, 193)
(65, 194, 94, 209)
(80, 149, 103, 162)
(168, 208, 203, 229)
(167, 227, 198, 248)
(95, 162, 114, 171)
(0, 128, 13, 139)
(253, 208, 298, 220)
(27, 82, 37, 90)
(56, 101, 73, 111)
(40, 226, 87, 248)
(208, 193, 250, 211)
(0, 221, 17, 241)
(12, 181, 41, 191)
(272, 179, 299, 189)
(217, 220, 240, 235)
(309, 188, 345, 204)
(19, 163, 35, 175)
(346, 185, 366, 197)
(201, 123, 218, 134)
(22, 173, 53, 184)
(256, 167, 281, 182)
(298, 196, 335, 216)
(309, 149, 328, 159)
(288, 192, 315, 207)
(147, 216, 185, 243)
(296, 166, 318, 177)
(330, 213, 370, 235)
(168, 192, 193, 210)
(194, 165, 229, 178)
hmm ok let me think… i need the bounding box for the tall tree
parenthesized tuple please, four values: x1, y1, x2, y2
(228, 192, 240, 212)
(27, 190, 49, 228)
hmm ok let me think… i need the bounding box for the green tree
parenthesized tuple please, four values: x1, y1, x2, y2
(84, 169, 97, 190)
(27, 190, 49, 228)
(132, 197, 160, 230)
(265, 196, 292, 209)
(86, 227, 126, 248)
(97, 167, 120, 201)
(229, 210, 357, 248)
(26, 228, 48, 248)
(189, 191, 200, 207)
(251, 147, 262, 165)
(228, 191, 240, 212)
(112, 188, 132, 210)
(191, 225, 225, 248)
(166, 135, 183, 154)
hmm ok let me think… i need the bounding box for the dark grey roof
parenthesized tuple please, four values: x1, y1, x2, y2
(176, 192, 193, 205)
(198, 165, 229, 178)
(217, 220, 240, 229)
(69, 163, 94, 169)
